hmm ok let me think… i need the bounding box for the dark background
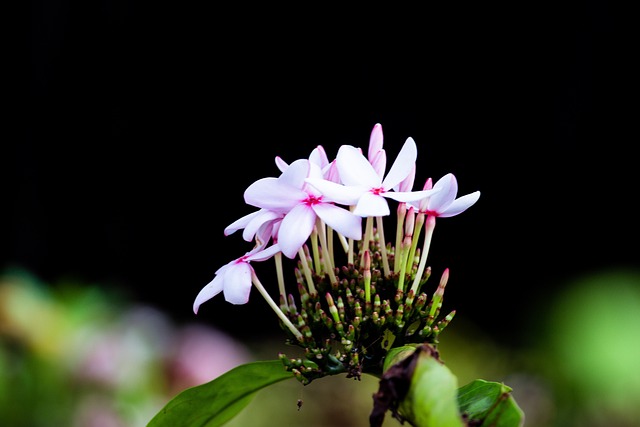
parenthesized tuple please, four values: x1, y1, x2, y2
(16, 2, 636, 347)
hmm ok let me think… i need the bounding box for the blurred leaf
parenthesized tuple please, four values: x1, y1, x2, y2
(457, 379, 524, 427)
(147, 360, 294, 427)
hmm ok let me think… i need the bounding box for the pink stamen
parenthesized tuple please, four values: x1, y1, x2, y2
(304, 195, 323, 206)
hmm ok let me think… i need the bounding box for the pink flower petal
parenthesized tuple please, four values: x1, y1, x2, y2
(367, 123, 384, 160)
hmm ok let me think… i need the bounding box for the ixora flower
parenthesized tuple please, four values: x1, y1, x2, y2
(192, 124, 479, 368)
(242, 158, 362, 259)
(411, 173, 481, 218)
(403, 173, 481, 296)
(305, 136, 438, 217)
(162, 124, 524, 427)
(193, 244, 282, 310)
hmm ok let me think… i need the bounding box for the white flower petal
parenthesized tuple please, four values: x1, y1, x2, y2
(275, 156, 289, 172)
(438, 191, 481, 218)
(353, 192, 390, 217)
(394, 163, 416, 192)
(244, 178, 305, 211)
(429, 173, 458, 213)
(223, 263, 253, 305)
(277, 205, 316, 258)
(246, 243, 282, 262)
(385, 188, 441, 203)
(242, 209, 282, 242)
(309, 145, 329, 169)
(336, 145, 381, 187)
(382, 137, 417, 190)
(305, 178, 365, 206)
(279, 159, 309, 189)
(193, 275, 224, 314)
(224, 210, 260, 236)
(313, 203, 362, 240)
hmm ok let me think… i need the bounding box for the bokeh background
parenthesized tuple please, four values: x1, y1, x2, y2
(8, 1, 638, 426)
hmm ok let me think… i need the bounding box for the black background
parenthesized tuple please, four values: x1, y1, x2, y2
(16, 2, 637, 346)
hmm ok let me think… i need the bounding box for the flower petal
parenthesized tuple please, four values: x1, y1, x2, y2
(385, 188, 441, 203)
(353, 192, 390, 217)
(394, 163, 416, 192)
(323, 160, 340, 183)
(367, 123, 384, 160)
(305, 178, 365, 206)
(438, 191, 481, 218)
(382, 137, 417, 190)
(278, 159, 310, 189)
(224, 210, 260, 236)
(277, 204, 316, 258)
(309, 145, 329, 169)
(429, 173, 458, 213)
(223, 263, 253, 305)
(244, 178, 305, 212)
(275, 156, 289, 172)
(370, 149, 387, 179)
(313, 203, 362, 240)
(246, 243, 282, 262)
(336, 145, 381, 187)
(242, 209, 283, 242)
(193, 275, 224, 314)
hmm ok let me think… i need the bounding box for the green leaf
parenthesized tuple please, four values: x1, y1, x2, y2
(147, 360, 294, 427)
(457, 379, 525, 427)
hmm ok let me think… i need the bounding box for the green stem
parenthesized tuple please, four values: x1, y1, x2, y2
(298, 247, 317, 295)
(376, 216, 390, 277)
(394, 203, 407, 273)
(410, 215, 436, 295)
(274, 252, 287, 309)
(316, 218, 338, 285)
(405, 212, 425, 277)
(360, 216, 374, 268)
(252, 272, 303, 340)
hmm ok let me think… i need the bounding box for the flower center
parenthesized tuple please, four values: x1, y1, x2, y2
(305, 195, 323, 206)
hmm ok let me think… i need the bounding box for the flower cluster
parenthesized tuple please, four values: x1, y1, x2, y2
(194, 124, 480, 384)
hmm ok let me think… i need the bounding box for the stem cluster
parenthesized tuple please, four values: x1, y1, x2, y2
(277, 215, 454, 385)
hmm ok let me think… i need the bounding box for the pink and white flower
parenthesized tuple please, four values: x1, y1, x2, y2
(244, 158, 362, 258)
(306, 137, 440, 217)
(193, 244, 281, 311)
(410, 173, 480, 218)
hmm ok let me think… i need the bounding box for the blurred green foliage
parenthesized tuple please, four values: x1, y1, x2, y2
(2, 268, 639, 426)
(543, 270, 640, 427)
